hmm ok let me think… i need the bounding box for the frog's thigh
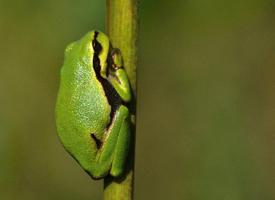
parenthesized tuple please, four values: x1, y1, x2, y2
(90, 105, 128, 178)
(110, 107, 131, 177)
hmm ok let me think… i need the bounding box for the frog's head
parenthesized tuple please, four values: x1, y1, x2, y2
(64, 31, 110, 79)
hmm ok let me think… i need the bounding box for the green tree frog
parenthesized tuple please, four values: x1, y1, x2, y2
(55, 31, 131, 179)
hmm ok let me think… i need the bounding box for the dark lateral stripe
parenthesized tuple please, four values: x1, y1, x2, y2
(91, 31, 122, 143)
(92, 31, 102, 55)
(91, 133, 102, 149)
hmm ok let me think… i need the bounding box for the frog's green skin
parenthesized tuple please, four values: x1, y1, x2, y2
(55, 31, 131, 179)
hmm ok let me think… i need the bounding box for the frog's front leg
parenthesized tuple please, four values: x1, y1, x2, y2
(107, 48, 131, 102)
(88, 105, 130, 179)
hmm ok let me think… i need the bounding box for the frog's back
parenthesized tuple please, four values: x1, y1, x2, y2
(55, 31, 111, 166)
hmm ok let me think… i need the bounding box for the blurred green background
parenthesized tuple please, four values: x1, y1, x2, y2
(1, 0, 275, 199)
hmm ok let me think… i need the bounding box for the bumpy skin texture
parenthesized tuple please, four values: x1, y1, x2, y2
(55, 31, 131, 179)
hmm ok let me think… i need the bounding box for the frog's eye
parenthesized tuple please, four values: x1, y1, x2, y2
(109, 48, 123, 70)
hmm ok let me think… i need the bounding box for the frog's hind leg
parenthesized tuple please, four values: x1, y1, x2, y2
(110, 108, 131, 177)
(90, 105, 130, 179)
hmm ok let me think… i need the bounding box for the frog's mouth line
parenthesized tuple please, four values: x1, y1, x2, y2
(91, 31, 122, 147)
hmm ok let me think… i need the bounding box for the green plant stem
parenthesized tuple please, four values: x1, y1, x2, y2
(106, 0, 138, 94)
(103, 0, 138, 200)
